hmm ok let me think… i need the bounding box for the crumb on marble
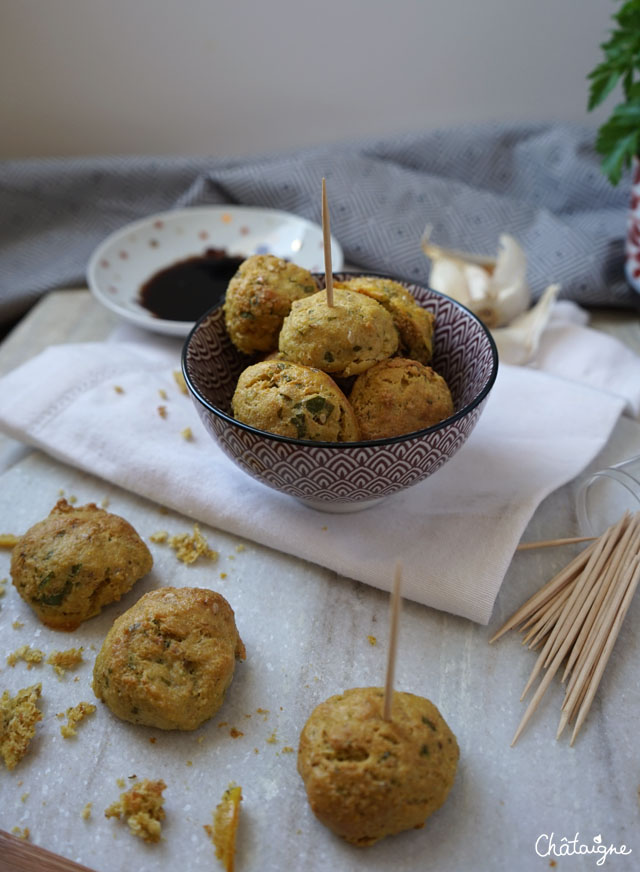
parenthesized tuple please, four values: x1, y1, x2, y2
(186, 760, 193, 766)
(20, 792, 29, 802)
(0, 684, 42, 770)
(114, 385, 124, 394)
(204, 784, 242, 871)
(266, 730, 278, 745)
(7, 646, 44, 669)
(101, 497, 110, 509)
(116, 778, 126, 789)
(168, 525, 218, 565)
(105, 778, 166, 843)
(149, 530, 168, 544)
(281, 746, 294, 754)
(173, 370, 188, 395)
(235, 544, 245, 553)
(11, 826, 30, 840)
(68, 495, 77, 505)
(367, 635, 377, 646)
(180, 427, 193, 441)
(0, 535, 18, 549)
(81, 802, 93, 820)
(0, 578, 7, 597)
(47, 647, 84, 676)
(12, 621, 23, 630)
(158, 389, 168, 400)
(157, 405, 167, 419)
(149, 737, 157, 744)
(229, 728, 243, 739)
(59, 701, 96, 738)
(220, 572, 227, 580)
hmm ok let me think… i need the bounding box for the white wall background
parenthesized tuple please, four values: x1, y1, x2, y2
(0, 0, 615, 160)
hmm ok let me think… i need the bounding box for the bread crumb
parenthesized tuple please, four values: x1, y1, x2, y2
(105, 778, 166, 843)
(7, 645, 44, 669)
(266, 730, 278, 745)
(168, 525, 218, 565)
(173, 370, 188, 395)
(68, 495, 78, 505)
(204, 784, 242, 871)
(367, 635, 377, 646)
(114, 385, 124, 394)
(59, 701, 96, 738)
(229, 728, 243, 739)
(150, 530, 169, 544)
(186, 760, 193, 766)
(0, 684, 42, 770)
(81, 802, 93, 820)
(0, 534, 18, 549)
(12, 621, 23, 630)
(21, 792, 29, 802)
(197, 736, 204, 744)
(158, 389, 168, 400)
(220, 572, 227, 580)
(149, 737, 157, 744)
(281, 746, 294, 753)
(101, 497, 110, 509)
(11, 826, 30, 840)
(256, 708, 269, 719)
(157, 405, 167, 419)
(47, 647, 84, 676)
(116, 778, 126, 789)
(235, 544, 245, 553)
(181, 427, 193, 441)
(0, 578, 7, 596)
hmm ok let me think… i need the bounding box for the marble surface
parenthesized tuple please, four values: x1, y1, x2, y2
(0, 291, 639, 872)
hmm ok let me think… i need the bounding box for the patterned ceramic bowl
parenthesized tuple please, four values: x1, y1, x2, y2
(182, 274, 498, 512)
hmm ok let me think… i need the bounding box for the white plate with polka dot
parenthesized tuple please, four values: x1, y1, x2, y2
(87, 206, 343, 337)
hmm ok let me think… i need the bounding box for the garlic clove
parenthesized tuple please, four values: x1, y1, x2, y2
(429, 258, 472, 306)
(491, 284, 560, 365)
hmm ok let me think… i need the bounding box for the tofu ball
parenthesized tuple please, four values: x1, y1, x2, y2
(335, 276, 435, 364)
(232, 360, 360, 442)
(349, 358, 454, 440)
(224, 254, 319, 354)
(10, 499, 153, 631)
(297, 687, 459, 846)
(92, 587, 245, 731)
(278, 288, 398, 377)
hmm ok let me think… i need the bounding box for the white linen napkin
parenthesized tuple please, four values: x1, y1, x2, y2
(0, 328, 628, 624)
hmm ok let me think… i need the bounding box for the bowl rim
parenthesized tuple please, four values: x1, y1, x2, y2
(181, 272, 499, 450)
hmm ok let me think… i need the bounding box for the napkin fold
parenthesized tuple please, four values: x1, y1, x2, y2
(0, 330, 628, 624)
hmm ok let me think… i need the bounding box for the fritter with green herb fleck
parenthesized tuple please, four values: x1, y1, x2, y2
(92, 587, 245, 731)
(297, 687, 459, 846)
(10, 500, 152, 631)
(278, 288, 398, 377)
(231, 360, 360, 442)
(224, 254, 319, 354)
(349, 358, 454, 440)
(335, 276, 435, 364)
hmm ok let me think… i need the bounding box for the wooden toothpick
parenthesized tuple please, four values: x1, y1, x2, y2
(383, 562, 403, 722)
(321, 178, 334, 307)
(516, 535, 596, 551)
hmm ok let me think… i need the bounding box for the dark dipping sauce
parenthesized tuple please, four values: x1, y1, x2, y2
(138, 248, 245, 322)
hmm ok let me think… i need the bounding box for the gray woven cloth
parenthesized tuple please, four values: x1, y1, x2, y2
(0, 121, 635, 327)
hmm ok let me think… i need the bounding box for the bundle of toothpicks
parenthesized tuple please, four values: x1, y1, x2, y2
(491, 511, 640, 746)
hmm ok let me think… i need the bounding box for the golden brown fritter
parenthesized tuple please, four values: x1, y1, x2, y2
(232, 360, 360, 442)
(336, 276, 435, 364)
(297, 687, 459, 846)
(10, 500, 153, 631)
(278, 288, 398, 378)
(224, 254, 318, 354)
(92, 587, 245, 731)
(349, 358, 454, 440)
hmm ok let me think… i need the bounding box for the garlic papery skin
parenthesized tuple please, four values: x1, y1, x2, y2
(422, 232, 531, 328)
